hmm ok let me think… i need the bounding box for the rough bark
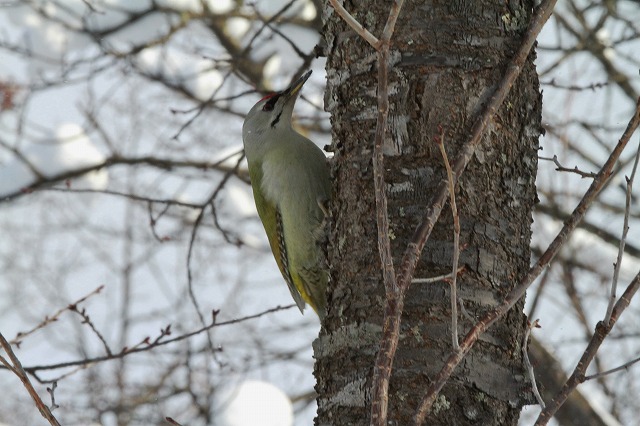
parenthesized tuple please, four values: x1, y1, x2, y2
(315, 1, 542, 425)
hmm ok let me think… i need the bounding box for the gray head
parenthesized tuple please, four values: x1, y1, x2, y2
(242, 70, 312, 156)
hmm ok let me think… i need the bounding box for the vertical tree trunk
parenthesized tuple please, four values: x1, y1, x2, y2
(315, 0, 542, 424)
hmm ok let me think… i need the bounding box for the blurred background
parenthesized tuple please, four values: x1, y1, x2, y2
(0, 1, 639, 425)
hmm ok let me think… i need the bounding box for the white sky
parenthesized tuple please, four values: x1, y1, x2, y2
(1, 1, 639, 425)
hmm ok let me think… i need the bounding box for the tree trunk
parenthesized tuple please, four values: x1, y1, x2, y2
(314, 0, 542, 424)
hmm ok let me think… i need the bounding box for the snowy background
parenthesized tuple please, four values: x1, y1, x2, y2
(1, 0, 639, 425)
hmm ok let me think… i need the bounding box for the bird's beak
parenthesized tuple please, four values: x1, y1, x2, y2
(282, 70, 312, 99)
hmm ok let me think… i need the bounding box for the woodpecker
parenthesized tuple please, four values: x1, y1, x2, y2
(242, 70, 330, 319)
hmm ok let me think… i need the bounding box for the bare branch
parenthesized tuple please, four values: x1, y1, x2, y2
(369, 47, 398, 426)
(540, 79, 609, 91)
(184, 152, 245, 377)
(16, 304, 296, 375)
(327, 0, 380, 48)
(436, 129, 460, 350)
(584, 354, 640, 381)
(10, 285, 105, 346)
(46, 382, 59, 411)
(403, 0, 559, 295)
(69, 304, 113, 356)
(523, 320, 545, 409)
(411, 267, 465, 285)
(328, 1, 409, 423)
(0, 332, 62, 426)
(539, 154, 598, 178)
(380, 0, 405, 43)
(0, 154, 247, 203)
(535, 270, 640, 424)
(604, 136, 640, 323)
(329, 0, 557, 422)
(415, 94, 640, 423)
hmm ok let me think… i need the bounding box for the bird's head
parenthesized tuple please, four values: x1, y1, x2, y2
(242, 70, 312, 150)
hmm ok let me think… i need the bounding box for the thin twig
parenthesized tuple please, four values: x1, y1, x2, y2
(604, 135, 640, 323)
(327, 0, 380, 48)
(44, 187, 203, 208)
(0, 332, 62, 426)
(252, 5, 311, 59)
(369, 41, 399, 426)
(329, 0, 406, 423)
(0, 353, 18, 374)
(540, 79, 608, 91)
(408, 0, 562, 421)
(10, 285, 105, 346)
(69, 305, 112, 356)
(46, 382, 59, 411)
(209, 153, 246, 245)
(147, 201, 172, 242)
(415, 95, 640, 423)
(14, 305, 295, 375)
(411, 267, 464, 284)
(0, 153, 247, 203)
(380, 1, 406, 45)
(186, 153, 245, 330)
(584, 353, 640, 380)
(368, 1, 406, 423)
(539, 154, 597, 178)
(330, 0, 548, 422)
(436, 128, 460, 350)
(523, 319, 545, 409)
(458, 298, 475, 322)
(535, 271, 640, 424)
(31, 363, 93, 385)
(329, 0, 559, 423)
(403, 0, 559, 303)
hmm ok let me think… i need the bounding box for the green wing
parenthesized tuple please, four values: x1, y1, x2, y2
(249, 163, 307, 313)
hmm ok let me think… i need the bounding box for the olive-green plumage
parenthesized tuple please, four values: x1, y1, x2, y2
(242, 71, 330, 319)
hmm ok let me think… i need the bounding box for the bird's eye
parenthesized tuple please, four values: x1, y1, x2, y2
(261, 94, 279, 112)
